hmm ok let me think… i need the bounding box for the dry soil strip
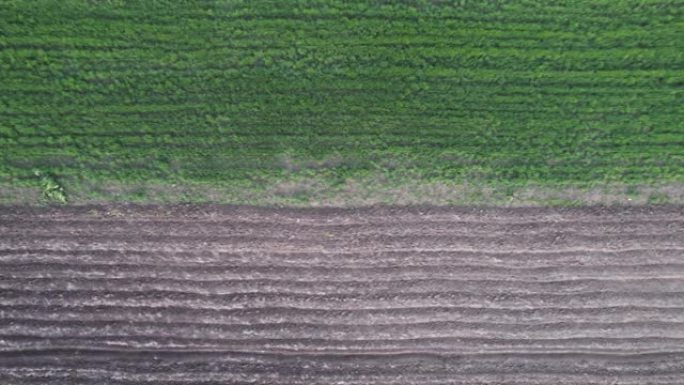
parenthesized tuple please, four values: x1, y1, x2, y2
(0, 205, 682, 384)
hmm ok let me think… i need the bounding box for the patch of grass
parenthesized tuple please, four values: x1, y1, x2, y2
(647, 192, 671, 205)
(0, 1, 682, 205)
(3, 178, 681, 207)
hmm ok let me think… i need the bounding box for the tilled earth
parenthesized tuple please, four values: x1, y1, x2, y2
(0, 205, 683, 384)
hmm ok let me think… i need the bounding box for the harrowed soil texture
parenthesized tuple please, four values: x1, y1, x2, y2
(0, 204, 683, 384)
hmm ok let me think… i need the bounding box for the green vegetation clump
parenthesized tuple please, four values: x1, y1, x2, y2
(0, 0, 682, 205)
(33, 170, 67, 204)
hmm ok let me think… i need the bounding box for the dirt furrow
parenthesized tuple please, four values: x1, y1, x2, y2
(6, 335, 684, 356)
(1, 349, 684, 376)
(2, 232, 682, 252)
(2, 262, 683, 282)
(3, 289, 684, 309)
(1, 204, 680, 222)
(2, 371, 682, 385)
(2, 370, 683, 385)
(2, 218, 682, 239)
(2, 318, 684, 342)
(2, 276, 683, 296)
(2, 248, 682, 268)
(3, 303, 683, 325)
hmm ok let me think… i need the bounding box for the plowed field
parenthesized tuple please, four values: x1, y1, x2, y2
(0, 205, 682, 384)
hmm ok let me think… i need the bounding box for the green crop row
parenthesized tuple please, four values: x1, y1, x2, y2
(0, 0, 682, 205)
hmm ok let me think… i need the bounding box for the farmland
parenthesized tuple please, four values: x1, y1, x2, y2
(2, 2, 683, 383)
(1, 0, 683, 205)
(1, 205, 683, 384)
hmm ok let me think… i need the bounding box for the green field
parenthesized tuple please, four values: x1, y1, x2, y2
(1, 0, 683, 205)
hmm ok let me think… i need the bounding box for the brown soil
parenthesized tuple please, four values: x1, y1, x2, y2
(0, 205, 682, 384)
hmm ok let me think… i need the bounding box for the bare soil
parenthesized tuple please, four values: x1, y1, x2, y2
(0, 205, 682, 384)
